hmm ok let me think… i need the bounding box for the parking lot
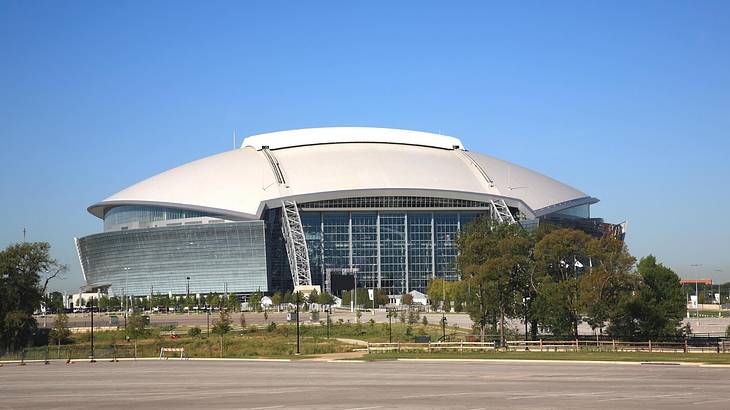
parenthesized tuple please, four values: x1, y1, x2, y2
(1, 359, 728, 409)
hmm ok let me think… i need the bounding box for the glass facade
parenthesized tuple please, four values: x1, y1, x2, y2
(300, 196, 490, 210)
(300, 210, 486, 294)
(103, 205, 216, 231)
(77, 221, 267, 296)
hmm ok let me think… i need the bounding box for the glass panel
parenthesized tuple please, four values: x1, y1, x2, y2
(77, 221, 268, 296)
(104, 205, 214, 231)
(322, 212, 350, 273)
(351, 213, 378, 290)
(408, 213, 432, 293)
(435, 213, 459, 281)
(379, 213, 406, 295)
(299, 196, 490, 209)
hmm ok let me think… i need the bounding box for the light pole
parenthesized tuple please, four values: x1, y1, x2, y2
(296, 291, 301, 355)
(690, 264, 702, 325)
(186, 277, 190, 298)
(326, 305, 331, 339)
(207, 305, 211, 336)
(387, 308, 393, 343)
(441, 279, 446, 340)
(523, 296, 531, 345)
(90, 297, 96, 363)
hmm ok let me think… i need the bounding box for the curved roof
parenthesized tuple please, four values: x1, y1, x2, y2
(88, 127, 596, 220)
(242, 127, 464, 150)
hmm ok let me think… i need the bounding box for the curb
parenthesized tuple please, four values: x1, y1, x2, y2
(391, 358, 730, 367)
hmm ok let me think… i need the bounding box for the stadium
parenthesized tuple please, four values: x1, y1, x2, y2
(75, 127, 620, 298)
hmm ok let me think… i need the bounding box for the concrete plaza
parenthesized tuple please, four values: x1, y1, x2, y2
(1, 359, 728, 409)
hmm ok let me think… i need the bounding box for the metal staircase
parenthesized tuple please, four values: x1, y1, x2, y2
(262, 147, 287, 185)
(490, 199, 517, 224)
(280, 200, 313, 287)
(455, 149, 495, 188)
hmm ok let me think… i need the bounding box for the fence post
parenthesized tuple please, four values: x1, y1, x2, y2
(367, 343, 371, 354)
(612, 339, 616, 351)
(397, 342, 400, 353)
(575, 339, 579, 352)
(539, 339, 543, 352)
(66, 347, 72, 364)
(460, 341, 463, 354)
(648, 340, 652, 353)
(19, 349, 26, 366)
(45, 345, 50, 365)
(684, 339, 688, 353)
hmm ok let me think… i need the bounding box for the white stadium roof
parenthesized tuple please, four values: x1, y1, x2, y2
(88, 127, 597, 220)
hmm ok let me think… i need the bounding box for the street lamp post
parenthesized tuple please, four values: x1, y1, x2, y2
(387, 308, 393, 343)
(207, 305, 211, 336)
(90, 297, 96, 363)
(296, 292, 301, 355)
(523, 296, 531, 347)
(441, 280, 446, 340)
(326, 305, 331, 339)
(186, 277, 190, 298)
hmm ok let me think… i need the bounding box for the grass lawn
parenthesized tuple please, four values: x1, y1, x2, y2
(363, 350, 730, 364)
(3, 322, 452, 361)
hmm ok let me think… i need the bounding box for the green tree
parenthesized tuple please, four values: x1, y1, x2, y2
(43, 291, 64, 313)
(249, 289, 262, 312)
(97, 295, 110, 311)
(212, 310, 232, 335)
(0, 242, 67, 351)
(271, 292, 283, 311)
(373, 288, 389, 307)
(532, 229, 591, 338)
(579, 236, 636, 333)
(225, 294, 239, 312)
(426, 278, 448, 310)
(127, 310, 148, 356)
(49, 311, 70, 348)
(308, 289, 319, 304)
(458, 217, 533, 344)
(316, 291, 335, 306)
(208, 293, 221, 308)
(608, 255, 686, 340)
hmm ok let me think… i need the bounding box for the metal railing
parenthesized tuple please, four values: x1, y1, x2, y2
(505, 339, 728, 353)
(367, 341, 495, 353)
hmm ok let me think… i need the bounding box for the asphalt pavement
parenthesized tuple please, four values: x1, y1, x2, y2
(1, 359, 728, 409)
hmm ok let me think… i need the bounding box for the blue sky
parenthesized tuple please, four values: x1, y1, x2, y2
(1, 1, 728, 291)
